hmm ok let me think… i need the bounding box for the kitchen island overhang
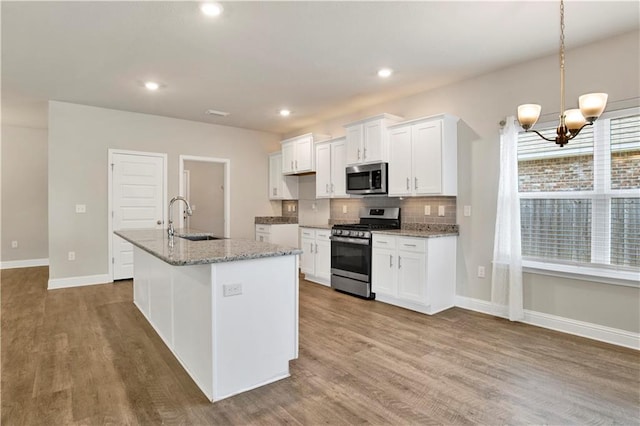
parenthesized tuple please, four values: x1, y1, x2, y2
(115, 229, 302, 402)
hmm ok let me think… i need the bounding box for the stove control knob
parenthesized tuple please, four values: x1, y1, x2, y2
(359, 231, 365, 237)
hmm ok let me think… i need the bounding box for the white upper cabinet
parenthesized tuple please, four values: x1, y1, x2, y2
(388, 114, 458, 197)
(269, 152, 298, 200)
(281, 133, 328, 175)
(315, 137, 347, 198)
(344, 114, 403, 165)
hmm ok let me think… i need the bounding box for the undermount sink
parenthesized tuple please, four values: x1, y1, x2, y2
(178, 235, 221, 241)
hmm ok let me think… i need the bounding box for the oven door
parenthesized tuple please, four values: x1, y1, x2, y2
(330, 236, 371, 282)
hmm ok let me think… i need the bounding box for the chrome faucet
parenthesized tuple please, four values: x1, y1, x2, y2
(168, 196, 193, 240)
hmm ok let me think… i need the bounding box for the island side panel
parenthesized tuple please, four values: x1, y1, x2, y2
(132, 246, 214, 401)
(172, 262, 214, 400)
(211, 254, 298, 401)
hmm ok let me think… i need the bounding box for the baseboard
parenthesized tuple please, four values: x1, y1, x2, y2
(48, 274, 112, 290)
(1, 258, 49, 269)
(455, 295, 639, 350)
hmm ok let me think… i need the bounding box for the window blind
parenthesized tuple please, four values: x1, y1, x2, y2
(517, 108, 639, 273)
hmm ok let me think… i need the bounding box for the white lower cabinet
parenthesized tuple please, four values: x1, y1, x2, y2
(372, 233, 456, 315)
(255, 224, 299, 248)
(299, 227, 331, 286)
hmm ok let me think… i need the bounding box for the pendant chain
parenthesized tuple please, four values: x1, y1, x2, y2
(559, 0, 566, 124)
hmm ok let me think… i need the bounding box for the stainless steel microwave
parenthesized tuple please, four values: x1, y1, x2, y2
(345, 162, 388, 195)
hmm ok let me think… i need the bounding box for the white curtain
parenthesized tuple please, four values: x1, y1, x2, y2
(491, 116, 524, 321)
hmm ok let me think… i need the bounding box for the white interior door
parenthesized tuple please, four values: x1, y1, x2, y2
(112, 152, 165, 280)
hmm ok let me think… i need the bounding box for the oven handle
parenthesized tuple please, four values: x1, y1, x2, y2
(330, 236, 371, 246)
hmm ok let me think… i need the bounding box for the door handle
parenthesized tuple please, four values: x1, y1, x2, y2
(406, 177, 410, 190)
(295, 160, 298, 169)
(326, 183, 329, 193)
(291, 160, 294, 170)
(310, 242, 314, 253)
(398, 256, 402, 269)
(331, 183, 334, 193)
(315, 243, 318, 253)
(157, 220, 163, 225)
(357, 148, 361, 160)
(415, 177, 418, 190)
(389, 254, 393, 268)
(363, 147, 367, 159)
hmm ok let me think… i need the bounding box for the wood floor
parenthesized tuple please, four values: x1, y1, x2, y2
(2, 266, 639, 425)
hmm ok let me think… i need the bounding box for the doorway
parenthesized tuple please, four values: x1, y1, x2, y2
(179, 155, 230, 238)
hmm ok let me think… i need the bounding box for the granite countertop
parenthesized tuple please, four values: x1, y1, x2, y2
(298, 224, 332, 230)
(373, 224, 459, 238)
(255, 216, 298, 225)
(115, 228, 302, 266)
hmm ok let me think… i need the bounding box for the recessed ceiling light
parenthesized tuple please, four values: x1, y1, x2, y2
(279, 109, 291, 117)
(144, 81, 160, 91)
(205, 109, 230, 117)
(377, 68, 393, 78)
(201, 2, 223, 17)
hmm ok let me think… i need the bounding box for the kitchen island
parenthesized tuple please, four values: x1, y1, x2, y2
(115, 229, 302, 402)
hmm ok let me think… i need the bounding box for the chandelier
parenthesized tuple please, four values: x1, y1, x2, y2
(517, 0, 608, 147)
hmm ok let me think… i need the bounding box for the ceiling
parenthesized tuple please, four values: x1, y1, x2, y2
(2, 1, 638, 135)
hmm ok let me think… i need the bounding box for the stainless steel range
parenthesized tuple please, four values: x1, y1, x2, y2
(330, 207, 401, 299)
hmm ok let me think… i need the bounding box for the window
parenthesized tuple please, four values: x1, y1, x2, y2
(517, 107, 640, 284)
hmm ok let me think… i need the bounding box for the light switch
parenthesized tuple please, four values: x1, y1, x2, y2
(75, 204, 86, 213)
(438, 205, 446, 216)
(464, 205, 472, 217)
(342, 205, 348, 214)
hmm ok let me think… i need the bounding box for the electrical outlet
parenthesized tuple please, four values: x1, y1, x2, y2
(287, 205, 292, 212)
(424, 205, 431, 216)
(11, 240, 18, 249)
(292, 204, 296, 212)
(477, 266, 486, 278)
(464, 205, 472, 217)
(342, 205, 348, 214)
(68, 251, 76, 261)
(223, 283, 243, 297)
(75, 204, 86, 213)
(438, 205, 446, 216)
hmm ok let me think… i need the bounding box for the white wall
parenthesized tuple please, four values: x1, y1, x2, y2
(48, 101, 280, 281)
(1, 125, 48, 264)
(287, 31, 640, 333)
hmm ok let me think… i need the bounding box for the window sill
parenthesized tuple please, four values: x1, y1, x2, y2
(523, 260, 640, 288)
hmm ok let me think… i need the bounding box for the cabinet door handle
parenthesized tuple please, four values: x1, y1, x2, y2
(326, 183, 329, 193)
(406, 177, 410, 190)
(363, 147, 367, 159)
(315, 243, 318, 253)
(378, 240, 388, 244)
(310, 242, 314, 253)
(403, 244, 417, 248)
(389, 254, 393, 268)
(273, 188, 277, 196)
(259, 236, 264, 242)
(331, 183, 334, 193)
(291, 161, 294, 170)
(398, 256, 402, 269)
(414, 177, 418, 190)
(357, 148, 361, 160)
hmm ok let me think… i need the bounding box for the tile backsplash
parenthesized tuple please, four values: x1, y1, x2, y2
(329, 196, 457, 225)
(281, 200, 299, 219)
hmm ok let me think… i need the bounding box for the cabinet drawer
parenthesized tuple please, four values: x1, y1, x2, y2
(316, 230, 331, 241)
(300, 228, 315, 238)
(255, 225, 270, 233)
(397, 237, 426, 253)
(373, 234, 396, 249)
